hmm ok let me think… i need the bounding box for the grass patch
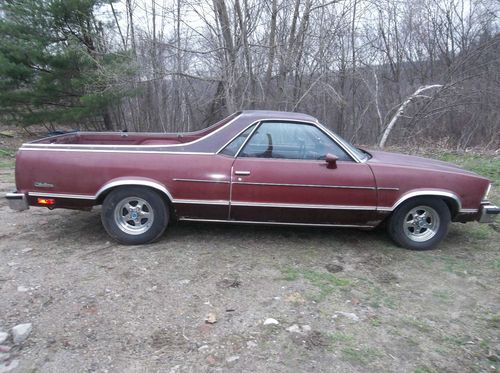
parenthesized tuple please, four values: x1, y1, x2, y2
(467, 224, 494, 240)
(355, 277, 397, 309)
(401, 317, 433, 333)
(431, 289, 454, 303)
(369, 286, 396, 309)
(440, 256, 469, 277)
(341, 347, 381, 365)
(0, 147, 15, 157)
(0, 157, 15, 169)
(281, 267, 350, 301)
(370, 318, 382, 327)
(484, 313, 500, 329)
(414, 366, 437, 373)
(329, 332, 354, 344)
(281, 267, 301, 281)
(434, 152, 500, 185)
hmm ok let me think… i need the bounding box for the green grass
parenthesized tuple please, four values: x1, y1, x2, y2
(413, 366, 437, 373)
(369, 286, 396, 309)
(0, 158, 15, 169)
(329, 332, 354, 344)
(484, 313, 500, 329)
(281, 267, 350, 301)
(401, 317, 433, 333)
(467, 224, 493, 240)
(438, 256, 469, 277)
(433, 152, 500, 185)
(0, 146, 15, 169)
(341, 347, 381, 365)
(431, 289, 454, 303)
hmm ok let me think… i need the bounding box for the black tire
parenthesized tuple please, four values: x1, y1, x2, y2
(101, 186, 169, 245)
(387, 197, 451, 250)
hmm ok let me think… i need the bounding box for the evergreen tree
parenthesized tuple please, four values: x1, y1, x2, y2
(0, 0, 134, 130)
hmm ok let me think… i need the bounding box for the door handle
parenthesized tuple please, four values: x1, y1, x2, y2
(234, 171, 251, 176)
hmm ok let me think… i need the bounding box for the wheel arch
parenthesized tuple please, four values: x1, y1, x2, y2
(95, 179, 174, 205)
(388, 190, 461, 217)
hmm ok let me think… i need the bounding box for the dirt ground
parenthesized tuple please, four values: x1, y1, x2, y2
(0, 132, 499, 372)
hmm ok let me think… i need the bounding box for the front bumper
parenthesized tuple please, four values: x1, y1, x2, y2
(479, 202, 500, 223)
(5, 192, 29, 211)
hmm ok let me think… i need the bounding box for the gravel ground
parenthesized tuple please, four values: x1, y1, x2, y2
(0, 149, 499, 372)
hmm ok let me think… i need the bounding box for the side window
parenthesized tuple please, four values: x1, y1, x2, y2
(220, 124, 257, 156)
(239, 121, 352, 161)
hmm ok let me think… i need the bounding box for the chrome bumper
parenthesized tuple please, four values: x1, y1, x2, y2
(479, 202, 500, 223)
(5, 192, 29, 211)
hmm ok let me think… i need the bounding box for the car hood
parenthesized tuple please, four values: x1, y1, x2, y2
(366, 150, 479, 177)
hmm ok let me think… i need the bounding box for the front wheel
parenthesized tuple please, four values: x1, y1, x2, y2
(387, 197, 451, 250)
(101, 187, 169, 245)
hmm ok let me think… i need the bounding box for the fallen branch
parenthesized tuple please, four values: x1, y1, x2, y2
(378, 85, 443, 148)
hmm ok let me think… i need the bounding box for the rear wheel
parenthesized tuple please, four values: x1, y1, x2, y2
(387, 197, 451, 250)
(101, 187, 169, 245)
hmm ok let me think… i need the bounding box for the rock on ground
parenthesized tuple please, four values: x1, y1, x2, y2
(263, 318, 279, 325)
(335, 312, 359, 322)
(0, 334, 7, 345)
(0, 360, 19, 373)
(12, 323, 32, 345)
(205, 312, 217, 324)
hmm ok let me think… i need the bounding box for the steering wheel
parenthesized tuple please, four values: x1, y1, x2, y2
(263, 133, 273, 158)
(298, 138, 306, 159)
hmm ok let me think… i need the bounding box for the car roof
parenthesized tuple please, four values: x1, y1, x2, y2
(238, 110, 318, 123)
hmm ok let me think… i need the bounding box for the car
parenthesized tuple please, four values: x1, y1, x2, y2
(5, 110, 499, 249)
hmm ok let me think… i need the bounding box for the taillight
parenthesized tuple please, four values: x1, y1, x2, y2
(37, 198, 55, 205)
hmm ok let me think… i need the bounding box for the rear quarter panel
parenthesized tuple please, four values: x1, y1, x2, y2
(15, 149, 233, 215)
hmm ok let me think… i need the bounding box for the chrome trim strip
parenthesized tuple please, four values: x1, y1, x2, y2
(173, 199, 230, 206)
(178, 217, 374, 228)
(231, 201, 377, 210)
(377, 207, 394, 212)
(20, 148, 214, 155)
(377, 187, 400, 191)
(173, 178, 230, 184)
(228, 165, 235, 219)
(233, 121, 262, 158)
(217, 120, 260, 155)
(23, 114, 241, 149)
(28, 192, 95, 200)
(315, 122, 363, 163)
(232, 181, 375, 190)
(459, 208, 479, 213)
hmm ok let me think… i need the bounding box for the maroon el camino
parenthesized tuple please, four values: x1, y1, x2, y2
(5, 110, 499, 249)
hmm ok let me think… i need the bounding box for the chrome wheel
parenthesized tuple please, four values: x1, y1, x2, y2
(114, 197, 154, 235)
(403, 205, 440, 242)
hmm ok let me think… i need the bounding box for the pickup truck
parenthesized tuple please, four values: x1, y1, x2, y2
(6, 110, 499, 249)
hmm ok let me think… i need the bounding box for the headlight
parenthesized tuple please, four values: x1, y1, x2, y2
(484, 183, 492, 200)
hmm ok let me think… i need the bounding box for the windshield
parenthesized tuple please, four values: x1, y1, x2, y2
(319, 124, 369, 162)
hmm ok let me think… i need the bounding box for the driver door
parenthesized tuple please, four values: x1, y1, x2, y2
(228, 121, 377, 226)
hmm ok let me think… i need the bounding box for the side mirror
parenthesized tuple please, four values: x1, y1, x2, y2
(325, 153, 338, 169)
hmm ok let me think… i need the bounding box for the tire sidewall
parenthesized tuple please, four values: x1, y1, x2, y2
(101, 187, 169, 245)
(388, 197, 451, 250)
